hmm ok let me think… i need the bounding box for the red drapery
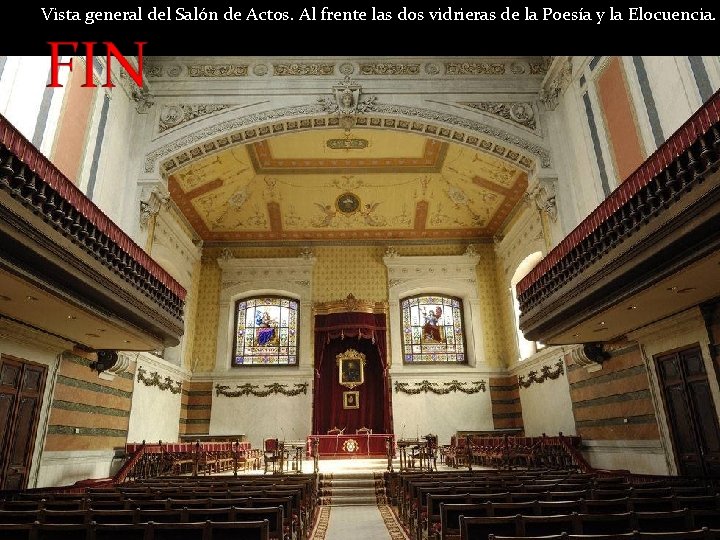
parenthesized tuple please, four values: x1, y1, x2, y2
(312, 312, 391, 436)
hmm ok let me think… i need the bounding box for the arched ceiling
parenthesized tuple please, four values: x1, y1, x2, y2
(144, 56, 552, 245)
(168, 128, 527, 244)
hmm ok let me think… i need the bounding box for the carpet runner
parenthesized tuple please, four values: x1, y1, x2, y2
(308, 472, 409, 539)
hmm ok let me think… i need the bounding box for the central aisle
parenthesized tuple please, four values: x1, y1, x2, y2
(312, 505, 409, 540)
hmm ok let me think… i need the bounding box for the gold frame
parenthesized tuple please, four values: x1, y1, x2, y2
(337, 348, 365, 389)
(343, 391, 360, 409)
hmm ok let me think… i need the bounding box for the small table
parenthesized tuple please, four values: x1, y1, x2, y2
(280, 440, 306, 473)
(397, 439, 432, 472)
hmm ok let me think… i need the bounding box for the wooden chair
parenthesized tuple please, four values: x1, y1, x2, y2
(629, 496, 677, 513)
(576, 512, 635, 535)
(32, 522, 92, 540)
(326, 427, 344, 435)
(86, 509, 138, 524)
(439, 503, 491, 540)
(209, 520, 271, 540)
(0, 523, 33, 540)
(232, 506, 284, 540)
(0, 509, 39, 523)
(488, 500, 540, 517)
(521, 513, 578, 537)
(633, 508, 694, 533)
(458, 515, 521, 539)
(537, 500, 584, 516)
(263, 438, 283, 474)
(356, 427, 372, 434)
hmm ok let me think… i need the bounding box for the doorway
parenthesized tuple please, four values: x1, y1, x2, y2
(0, 354, 47, 489)
(655, 345, 720, 477)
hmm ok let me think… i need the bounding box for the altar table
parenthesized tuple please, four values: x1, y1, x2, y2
(308, 434, 394, 458)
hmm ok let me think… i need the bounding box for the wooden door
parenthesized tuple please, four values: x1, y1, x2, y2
(0, 355, 47, 490)
(656, 346, 720, 477)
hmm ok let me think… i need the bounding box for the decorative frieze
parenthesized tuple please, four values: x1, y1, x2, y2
(274, 63, 335, 76)
(136, 366, 182, 394)
(187, 64, 249, 77)
(359, 63, 420, 76)
(215, 382, 308, 397)
(130, 86, 154, 114)
(148, 102, 549, 174)
(540, 57, 573, 111)
(159, 104, 231, 133)
(395, 379, 487, 394)
(461, 102, 537, 131)
(139, 184, 170, 229)
(518, 360, 565, 388)
(526, 177, 558, 221)
(446, 62, 506, 76)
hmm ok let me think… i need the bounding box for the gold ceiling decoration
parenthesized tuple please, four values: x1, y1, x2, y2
(168, 128, 527, 243)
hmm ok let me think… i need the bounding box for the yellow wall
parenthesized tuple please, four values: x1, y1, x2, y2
(312, 246, 388, 302)
(189, 243, 510, 372)
(189, 256, 222, 372)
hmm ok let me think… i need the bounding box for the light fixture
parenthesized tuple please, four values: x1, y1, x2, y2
(124, 340, 131, 343)
(26, 295, 38, 301)
(67, 315, 77, 320)
(599, 321, 606, 326)
(627, 305, 637, 310)
(667, 286, 678, 292)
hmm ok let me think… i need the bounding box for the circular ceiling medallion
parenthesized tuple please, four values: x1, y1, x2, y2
(336, 192, 360, 214)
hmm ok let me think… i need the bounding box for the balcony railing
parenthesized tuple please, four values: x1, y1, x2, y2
(0, 114, 185, 319)
(517, 89, 720, 313)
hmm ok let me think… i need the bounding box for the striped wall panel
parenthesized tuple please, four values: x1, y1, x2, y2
(50, 64, 97, 184)
(44, 353, 134, 452)
(595, 56, 646, 183)
(179, 381, 213, 436)
(566, 346, 659, 440)
(490, 376, 523, 431)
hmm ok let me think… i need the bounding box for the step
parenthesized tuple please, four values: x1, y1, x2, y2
(319, 479, 378, 488)
(321, 494, 380, 506)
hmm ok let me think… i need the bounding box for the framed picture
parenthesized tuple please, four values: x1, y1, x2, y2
(337, 348, 365, 389)
(343, 391, 359, 409)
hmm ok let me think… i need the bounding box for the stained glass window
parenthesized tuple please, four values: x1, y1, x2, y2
(400, 295, 466, 363)
(232, 296, 299, 366)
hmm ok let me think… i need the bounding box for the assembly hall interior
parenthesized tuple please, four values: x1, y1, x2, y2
(1, 55, 720, 490)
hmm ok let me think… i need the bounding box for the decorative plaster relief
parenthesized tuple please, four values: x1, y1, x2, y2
(274, 63, 335, 76)
(136, 366, 182, 394)
(147, 104, 550, 174)
(395, 379, 486, 394)
(461, 102, 537, 131)
(215, 382, 308, 397)
(518, 360, 565, 388)
(359, 63, 420, 75)
(187, 64, 249, 77)
(540, 57, 573, 111)
(159, 104, 232, 133)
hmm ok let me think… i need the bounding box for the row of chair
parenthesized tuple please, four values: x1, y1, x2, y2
(426, 495, 720, 538)
(392, 469, 714, 540)
(485, 530, 720, 540)
(3, 519, 270, 540)
(452, 509, 718, 540)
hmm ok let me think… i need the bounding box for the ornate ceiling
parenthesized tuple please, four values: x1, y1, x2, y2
(145, 56, 554, 245)
(168, 128, 527, 244)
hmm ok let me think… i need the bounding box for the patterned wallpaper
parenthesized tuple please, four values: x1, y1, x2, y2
(180, 259, 202, 370)
(476, 246, 509, 367)
(312, 246, 388, 302)
(188, 243, 511, 372)
(189, 257, 222, 372)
